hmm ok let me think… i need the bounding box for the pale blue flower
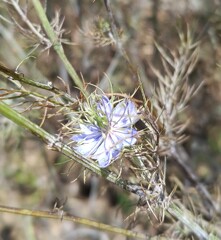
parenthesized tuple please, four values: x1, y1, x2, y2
(71, 96, 139, 168)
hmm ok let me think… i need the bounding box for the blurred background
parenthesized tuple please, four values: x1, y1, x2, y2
(0, 0, 221, 239)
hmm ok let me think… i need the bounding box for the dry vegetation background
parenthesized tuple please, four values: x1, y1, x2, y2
(0, 0, 221, 239)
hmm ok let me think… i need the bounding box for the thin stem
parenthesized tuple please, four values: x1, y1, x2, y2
(31, 0, 88, 97)
(0, 204, 149, 239)
(10, 0, 50, 45)
(0, 63, 75, 104)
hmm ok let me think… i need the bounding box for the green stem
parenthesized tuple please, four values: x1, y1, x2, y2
(0, 204, 148, 239)
(31, 0, 88, 97)
(0, 101, 129, 190)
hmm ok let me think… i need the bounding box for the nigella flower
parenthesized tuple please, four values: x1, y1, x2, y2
(71, 95, 139, 168)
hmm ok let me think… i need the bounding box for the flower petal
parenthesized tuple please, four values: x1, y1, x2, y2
(97, 152, 112, 168)
(71, 124, 101, 142)
(97, 96, 113, 120)
(112, 128, 137, 147)
(112, 99, 139, 127)
(96, 146, 121, 168)
(74, 135, 103, 157)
